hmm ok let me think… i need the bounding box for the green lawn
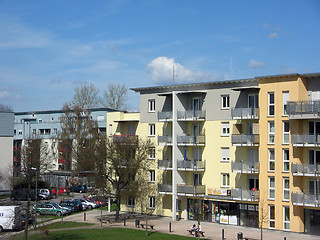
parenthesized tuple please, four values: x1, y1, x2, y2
(39, 221, 95, 229)
(100, 203, 117, 212)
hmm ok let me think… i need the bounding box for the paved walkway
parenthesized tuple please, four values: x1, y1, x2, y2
(3, 210, 320, 239)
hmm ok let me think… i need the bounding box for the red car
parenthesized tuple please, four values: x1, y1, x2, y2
(85, 197, 106, 207)
(52, 187, 70, 195)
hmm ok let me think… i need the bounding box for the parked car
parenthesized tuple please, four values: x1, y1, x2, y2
(0, 206, 22, 232)
(85, 197, 105, 207)
(20, 213, 35, 227)
(60, 199, 83, 212)
(38, 189, 53, 200)
(51, 187, 70, 195)
(73, 198, 94, 209)
(68, 185, 87, 193)
(33, 203, 67, 216)
(44, 202, 72, 215)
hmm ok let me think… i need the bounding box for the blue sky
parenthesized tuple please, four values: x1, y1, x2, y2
(0, 0, 319, 112)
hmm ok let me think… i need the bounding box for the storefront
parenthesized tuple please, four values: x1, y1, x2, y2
(239, 204, 259, 228)
(305, 209, 320, 235)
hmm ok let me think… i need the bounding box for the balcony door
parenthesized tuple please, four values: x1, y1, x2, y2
(193, 147, 203, 161)
(249, 178, 259, 190)
(248, 94, 259, 108)
(309, 150, 320, 165)
(309, 179, 320, 195)
(193, 173, 202, 186)
(192, 97, 201, 111)
(309, 122, 320, 136)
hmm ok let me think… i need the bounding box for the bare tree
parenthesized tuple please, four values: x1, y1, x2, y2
(72, 84, 101, 109)
(102, 84, 128, 110)
(0, 104, 13, 112)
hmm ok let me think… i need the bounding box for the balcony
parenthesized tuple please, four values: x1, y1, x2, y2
(177, 135, 205, 146)
(158, 111, 173, 121)
(177, 184, 205, 196)
(158, 136, 173, 146)
(177, 110, 206, 121)
(291, 134, 320, 147)
(231, 161, 259, 174)
(291, 192, 320, 207)
(112, 135, 138, 143)
(158, 160, 173, 170)
(231, 108, 259, 120)
(177, 160, 205, 171)
(231, 134, 259, 146)
(287, 101, 320, 119)
(158, 184, 172, 195)
(231, 189, 260, 202)
(291, 163, 320, 177)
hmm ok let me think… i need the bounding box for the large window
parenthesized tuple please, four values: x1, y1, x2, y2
(269, 177, 275, 199)
(268, 92, 275, 116)
(283, 206, 290, 230)
(269, 205, 275, 229)
(269, 149, 275, 171)
(221, 95, 230, 109)
(283, 91, 289, 115)
(149, 124, 155, 136)
(283, 121, 289, 144)
(221, 173, 230, 187)
(283, 178, 290, 201)
(128, 196, 135, 207)
(283, 149, 290, 172)
(222, 122, 230, 136)
(221, 147, 230, 162)
(148, 99, 155, 112)
(269, 121, 275, 144)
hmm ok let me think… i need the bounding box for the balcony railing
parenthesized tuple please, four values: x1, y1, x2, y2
(177, 185, 205, 195)
(177, 110, 206, 121)
(112, 135, 138, 143)
(158, 160, 173, 169)
(158, 111, 173, 121)
(231, 134, 259, 146)
(291, 163, 320, 176)
(231, 189, 260, 202)
(177, 135, 205, 145)
(231, 108, 259, 119)
(231, 161, 259, 174)
(291, 192, 320, 207)
(291, 134, 320, 146)
(158, 136, 173, 145)
(158, 184, 172, 194)
(177, 160, 205, 171)
(287, 101, 320, 116)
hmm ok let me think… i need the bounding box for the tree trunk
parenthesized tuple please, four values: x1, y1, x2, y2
(115, 188, 121, 221)
(24, 179, 31, 240)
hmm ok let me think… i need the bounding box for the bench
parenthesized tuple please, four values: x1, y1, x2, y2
(187, 229, 205, 237)
(140, 224, 155, 230)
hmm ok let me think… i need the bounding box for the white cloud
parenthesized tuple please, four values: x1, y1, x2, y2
(0, 91, 9, 99)
(146, 57, 222, 84)
(268, 32, 279, 39)
(248, 60, 265, 69)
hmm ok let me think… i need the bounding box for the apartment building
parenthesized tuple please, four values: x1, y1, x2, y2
(118, 72, 320, 235)
(0, 112, 14, 191)
(13, 108, 112, 187)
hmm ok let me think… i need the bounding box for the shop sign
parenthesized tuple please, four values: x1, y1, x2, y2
(229, 215, 238, 225)
(220, 215, 228, 224)
(207, 188, 231, 196)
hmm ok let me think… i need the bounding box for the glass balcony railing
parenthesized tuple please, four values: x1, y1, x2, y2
(291, 192, 320, 207)
(177, 110, 206, 120)
(291, 163, 320, 176)
(291, 134, 320, 146)
(231, 108, 259, 119)
(287, 101, 320, 115)
(158, 184, 172, 194)
(177, 160, 205, 171)
(177, 135, 205, 145)
(231, 161, 259, 174)
(158, 136, 173, 145)
(231, 189, 259, 202)
(177, 185, 205, 195)
(158, 111, 173, 121)
(231, 134, 259, 146)
(158, 160, 173, 169)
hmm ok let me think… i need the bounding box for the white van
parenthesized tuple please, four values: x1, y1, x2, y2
(0, 206, 22, 232)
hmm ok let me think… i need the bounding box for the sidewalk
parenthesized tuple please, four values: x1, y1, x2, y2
(63, 210, 320, 240)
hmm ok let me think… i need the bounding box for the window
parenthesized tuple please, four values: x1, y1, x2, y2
(53, 128, 57, 135)
(149, 170, 155, 182)
(283, 91, 289, 115)
(148, 99, 155, 112)
(268, 92, 275, 116)
(14, 129, 16, 135)
(269, 121, 275, 144)
(283, 121, 289, 144)
(127, 196, 135, 207)
(269, 177, 275, 199)
(283, 178, 290, 201)
(221, 148, 230, 162)
(193, 173, 202, 185)
(283, 149, 290, 172)
(149, 147, 155, 159)
(176, 199, 182, 212)
(283, 206, 290, 230)
(18, 130, 22, 135)
(221, 95, 230, 109)
(269, 205, 275, 229)
(38, 119, 43, 123)
(221, 122, 230, 136)
(149, 124, 155, 136)
(221, 173, 230, 187)
(149, 196, 155, 209)
(269, 149, 275, 171)
(32, 129, 36, 135)
(109, 124, 112, 136)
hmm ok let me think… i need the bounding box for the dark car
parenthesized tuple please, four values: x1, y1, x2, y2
(60, 199, 83, 211)
(68, 185, 87, 193)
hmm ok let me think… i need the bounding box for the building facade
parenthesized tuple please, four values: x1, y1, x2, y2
(116, 72, 320, 235)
